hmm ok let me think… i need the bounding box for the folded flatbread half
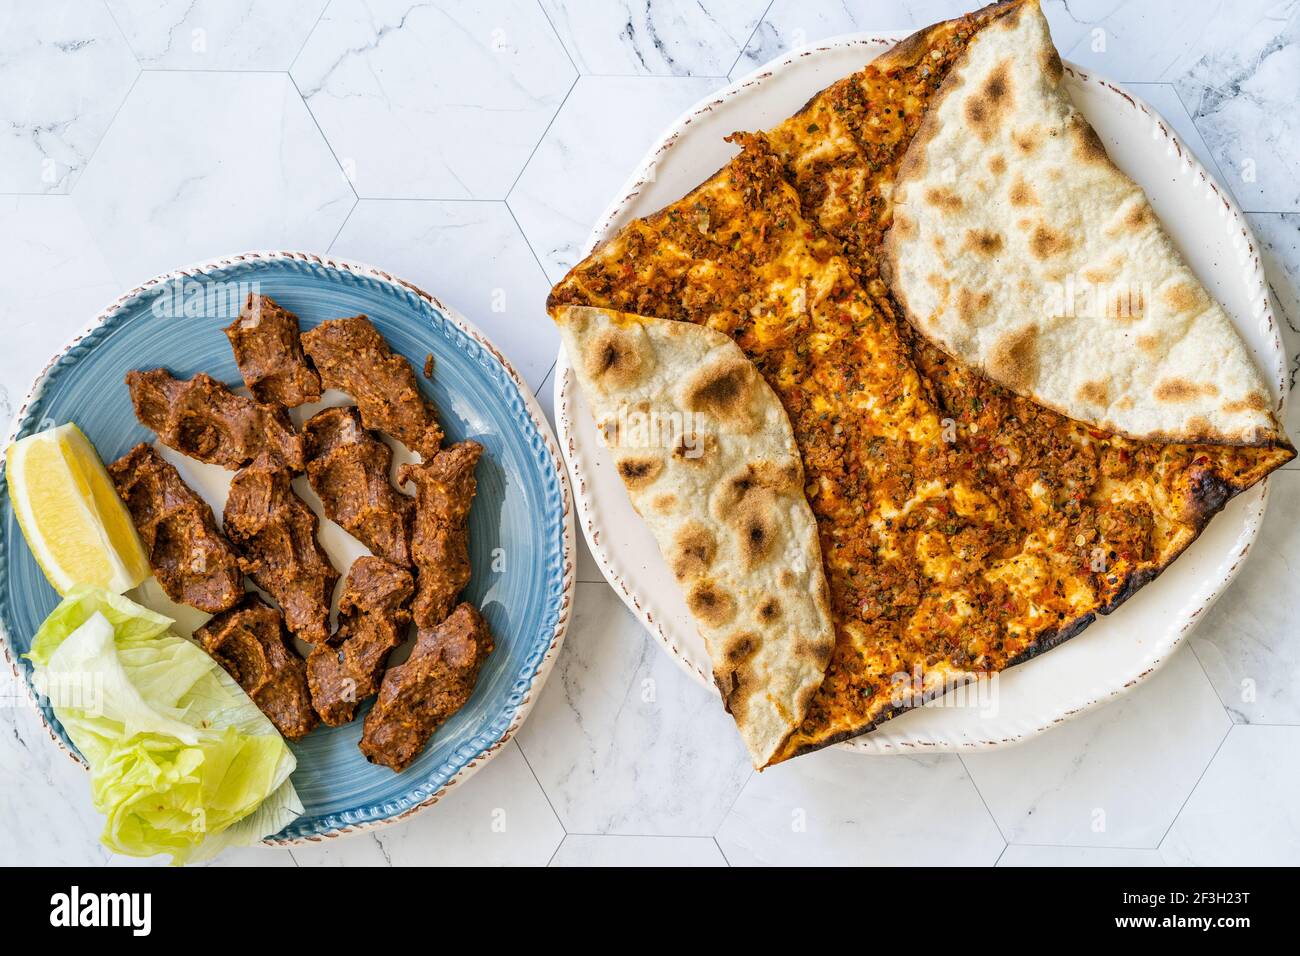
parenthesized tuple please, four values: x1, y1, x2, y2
(884, 0, 1285, 446)
(555, 305, 835, 768)
(549, 0, 1294, 765)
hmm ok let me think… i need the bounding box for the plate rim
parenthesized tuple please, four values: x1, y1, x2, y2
(0, 248, 576, 845)
(553, 32, 1288, 752)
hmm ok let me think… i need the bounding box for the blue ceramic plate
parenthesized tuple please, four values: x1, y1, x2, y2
(0, 251, 573, 843)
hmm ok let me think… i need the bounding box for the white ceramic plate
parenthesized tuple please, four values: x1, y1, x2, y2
(554, 33, 1289, 753)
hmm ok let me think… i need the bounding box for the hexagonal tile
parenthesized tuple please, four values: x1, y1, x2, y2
(72, 71, 354, 286)
(509, 75, 722, 282)
(1248, 212, 1300, 454)
(1191, 472, 1300, 724)
(0, 699, 109, 866)
(550, 835, 727, 867)
(963, 647, 1231, 848)
(371, 741, 564, 866)
(733, 0, 1092, 79)
(328, 200, 555, 390)
(1049, 0, 1236, 81)
(540, 0, 768, 76)
(998, 846, 1166, 867)
(1125, 83, 1231, 184)
(1173, 3, 1300, 212)
(0, 0, 139, 193)
(291, 0, 575, 199)
(516, 583, 752, 835)
(104, 0, 330, 70)
(0, 196, 119, 425)
(1025, 1, 1300, 210)
(289, 832, 392, 867)
(1161, 725, 1300, 865)
(107, 845, 297, 867)
(735, 0, 935, 76)
(715, 748, 1004, 866)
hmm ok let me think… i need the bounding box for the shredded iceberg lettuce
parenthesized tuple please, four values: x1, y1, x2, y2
(28, 586, 302, 864)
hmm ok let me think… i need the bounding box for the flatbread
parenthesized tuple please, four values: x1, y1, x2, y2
(884, 0, 1286, 446)
(550, 120, 1291, 763)
(554, 305, 834, 768)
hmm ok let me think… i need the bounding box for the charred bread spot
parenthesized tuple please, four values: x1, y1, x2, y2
(1011, 127, 1039, 155)
(682, 354, 757, 430)
(963, 58, 1014, 142)
(1105, 197, 1152, 239)
(1076, 380, 1109, 406)
(1222, 392, 1269, 414)
(1081, 253, 1124, 284)
(1154, 378, 1217, 403)
(963, 229, 1004, 256)
(756, 596, 783, 624)
(926, 272, 952, 308)
(714, 631, 759, 716)
(716, 460, 802, 513)
(1159, 281, 1206, 315)
(987, 324, 1039, 391)
(1070, 114, 1112, 168)
(650, 493, 676, 513)
(687, 579, 736, 627)
(923, 186, 964, 213)
(1008, 174, 1039, 206)
(734, 495, 778, 570)
(1005, 611, 1097, 666)
(1183, 465, 1234, 523)
(1040, 40, 1064, 83)
(616, 455, 664, 490)
(1028, 222, 1071, 259)
(957, 286, 993, 325)
(583, 324, 652, 392)
(671, 523, 717, 581)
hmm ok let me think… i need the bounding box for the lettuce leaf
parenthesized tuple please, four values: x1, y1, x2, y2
(28, 586, 302, 864)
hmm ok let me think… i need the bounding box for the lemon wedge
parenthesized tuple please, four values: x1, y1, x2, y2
(6, 424, 150, 595)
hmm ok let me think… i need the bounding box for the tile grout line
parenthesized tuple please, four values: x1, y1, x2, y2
(1152, 719, 1234, 853)
(959, 752, 1012, 846)
(997, 839, 1167, 851)
(288, 0, 334, 77)
(62, 68, 143, 198)
(505, 200, 565, 289)
(544, 835, 565, 867)
(725, 0, 775, 79)
(1168, 79, 1237, 193)
(512, 737, 570, 847)
(713, 836, 732, 867)
(504, 73, 579, 204)
(1184, 636, 1236, 721)
(322, 192, 360, 255)
(286, 70, 360, 206)
(534, 0, 581, 77)
(97, 0, 141, 69)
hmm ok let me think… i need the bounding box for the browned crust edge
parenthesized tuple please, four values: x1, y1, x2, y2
(546, 2, 1028, 318)
(778, 461, 1275, 762)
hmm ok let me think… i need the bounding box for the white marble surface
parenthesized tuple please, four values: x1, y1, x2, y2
(2, 0, 1299, 867)
(103, 0, 331, 71)
(291, 0, 575, 199)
